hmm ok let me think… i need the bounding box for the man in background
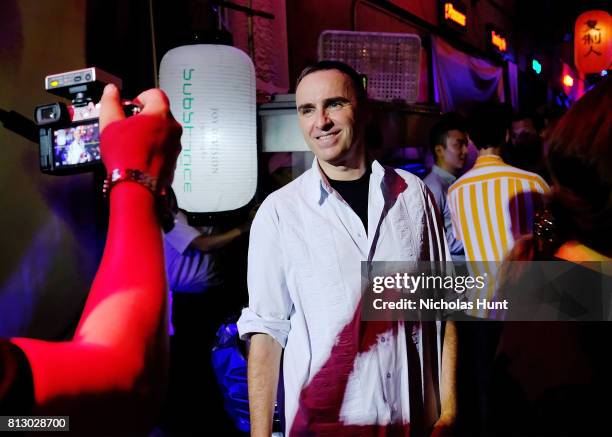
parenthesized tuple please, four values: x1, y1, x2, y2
(503, 111, 548, 180)
(509, 111, 539, 146)
(424, 112, 468, 261)
(447, 101, 549, 436)
(448, 102, 549, 265)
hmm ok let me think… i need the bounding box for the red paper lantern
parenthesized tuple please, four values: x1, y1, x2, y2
(574, 10, 612, 75)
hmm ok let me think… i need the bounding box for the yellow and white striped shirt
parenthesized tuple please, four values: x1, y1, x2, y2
(447, 155, 550, 316)
(447, 155, 550, 262)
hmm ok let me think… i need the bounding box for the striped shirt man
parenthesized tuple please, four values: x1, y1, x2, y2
(447, 154, 549, 262)
(448, 154, 549, 316)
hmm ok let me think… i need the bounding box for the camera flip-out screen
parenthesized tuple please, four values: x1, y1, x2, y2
(51, 121, 100, 168)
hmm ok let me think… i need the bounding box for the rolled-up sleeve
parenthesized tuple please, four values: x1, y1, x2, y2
(237, 199, 292, 348)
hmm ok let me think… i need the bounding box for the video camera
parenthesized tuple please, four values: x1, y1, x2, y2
(35, 67, 140, 175)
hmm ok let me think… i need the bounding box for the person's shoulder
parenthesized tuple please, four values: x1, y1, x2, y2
(379, 164, 430, 198)
(505, 164, 549, 188)
(423, 169, 444, 191)
(423, 169, 437, 183)
(448, 160, 503, 190)
(447, 168, 474, 198)
(384, 165, 425, 185)
(262, 169, 311, 207)
(255, 169, 313, 225)
(448, 162, 549, 196)
(164, 210, 198, 240)
(382, 166, 443, 221)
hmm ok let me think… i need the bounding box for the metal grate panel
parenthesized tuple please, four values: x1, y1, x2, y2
(318, 31, 421, 103)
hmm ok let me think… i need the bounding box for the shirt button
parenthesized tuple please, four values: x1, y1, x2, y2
(380, 336, 386, 343)
(386, 372, 391, 379)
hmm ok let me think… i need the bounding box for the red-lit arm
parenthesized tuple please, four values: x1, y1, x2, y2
(10, 85, 181, 427)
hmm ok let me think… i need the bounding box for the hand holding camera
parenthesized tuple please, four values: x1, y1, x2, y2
(100, 85, 182, 194)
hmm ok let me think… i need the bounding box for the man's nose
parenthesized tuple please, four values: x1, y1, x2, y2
(315, 108, 333, 130)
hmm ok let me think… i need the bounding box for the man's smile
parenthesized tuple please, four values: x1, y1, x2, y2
(314, 130, 340, 145)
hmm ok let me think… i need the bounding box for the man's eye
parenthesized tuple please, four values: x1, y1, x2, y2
(300, 108, 314, 116)
(328, 101, 344, 109)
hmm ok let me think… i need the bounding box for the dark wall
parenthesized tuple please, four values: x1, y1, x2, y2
(285, 0, 516, 94)
(86, 0, 157, 96)
(286, 0, 354, 88)
(0, 0, 99, 339)
(86, 0, 226, 95)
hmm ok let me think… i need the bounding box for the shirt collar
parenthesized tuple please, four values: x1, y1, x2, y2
(474, 154, 504, 168)
(306, 157, 384, 204)
(431, 165, 457, 185)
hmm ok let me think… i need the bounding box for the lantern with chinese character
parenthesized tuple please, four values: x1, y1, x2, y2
(574, 10, 612, 75)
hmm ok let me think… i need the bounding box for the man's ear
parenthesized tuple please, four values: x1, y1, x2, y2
(434, 144, 444, 162)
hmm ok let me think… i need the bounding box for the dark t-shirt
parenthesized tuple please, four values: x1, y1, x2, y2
(0, 340, 33, 414)
(328, 170, 370, 233)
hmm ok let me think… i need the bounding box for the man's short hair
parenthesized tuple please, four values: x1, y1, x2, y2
(296, 60, 367, 102)
(429, 112, 468, 157)
(512, 110, 543, 133)
(468, 102, 512, 150)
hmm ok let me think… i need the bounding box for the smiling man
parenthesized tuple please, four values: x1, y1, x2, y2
(238, 61, 458, 436)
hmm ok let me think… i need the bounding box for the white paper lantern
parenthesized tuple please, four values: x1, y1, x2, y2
(160, 45, 257, 213)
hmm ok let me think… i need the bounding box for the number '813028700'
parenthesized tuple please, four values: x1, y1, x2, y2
(1, 416, 69, 431)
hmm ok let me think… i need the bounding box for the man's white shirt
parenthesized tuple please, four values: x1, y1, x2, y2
(237, 158, 450, 431)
